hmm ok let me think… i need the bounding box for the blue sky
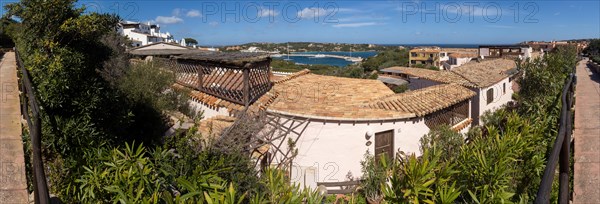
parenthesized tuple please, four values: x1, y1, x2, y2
(2, 0, 599, 46)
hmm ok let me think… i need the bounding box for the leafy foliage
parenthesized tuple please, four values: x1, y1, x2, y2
(365, 47, 577, 203)
(359, 152, 387, 203)
(383, 149, 460, 204)
(361, 49, 409, 72)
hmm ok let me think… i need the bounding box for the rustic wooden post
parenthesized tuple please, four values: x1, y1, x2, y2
(197, 62, 203, 90)
(243, 64, 250, 108)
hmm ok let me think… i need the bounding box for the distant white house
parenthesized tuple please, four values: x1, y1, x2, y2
(446, 53, 477, 69)
(478, 45, 533, 59)
(117, 21, 176, 47)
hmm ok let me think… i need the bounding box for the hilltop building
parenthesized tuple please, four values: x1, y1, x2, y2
(408, 47, 448, 69)
(478, 45, 532, 59)
(117, 21, 176, 47)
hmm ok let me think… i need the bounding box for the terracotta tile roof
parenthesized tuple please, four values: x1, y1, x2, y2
(176, 69, 476, 121)
(410, 48, 441, 53)
(172, 83, 278, 115)
(198, 115, 236, 138)
(381, 67, 476, 87)
(272, 69, 311, 84)
(452, 118, 472, 132)
(267, 73, 418, 120)
(452, 58, 516, 87)
(366, 84, 476, 117)
(382, 58, 517, 88)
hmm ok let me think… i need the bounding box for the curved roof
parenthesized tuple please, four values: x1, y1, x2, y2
(381, 67, 476, 87)
(266, 71, 475, 121)
(367, 84, 476, 117)
(382, 58, 517, 88)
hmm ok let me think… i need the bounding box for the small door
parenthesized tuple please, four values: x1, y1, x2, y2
(374, 130, 394, 161)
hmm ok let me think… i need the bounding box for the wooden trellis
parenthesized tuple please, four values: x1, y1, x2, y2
(256, 113, 310, 170)
(170, 52, 272, 107)
(424, 100, 470, 128)
(214, 111, 310, 172)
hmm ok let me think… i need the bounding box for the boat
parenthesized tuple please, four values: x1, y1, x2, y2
(314, 54, 326, 58)
(345, 57, 363, 62)
(284, 43, 292, 61)
(271, 54, 283, 57)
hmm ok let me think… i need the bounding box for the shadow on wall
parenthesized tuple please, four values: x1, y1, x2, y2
(585, 61, 600, 84)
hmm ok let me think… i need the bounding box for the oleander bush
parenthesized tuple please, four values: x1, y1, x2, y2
(364, 46, 578, 203)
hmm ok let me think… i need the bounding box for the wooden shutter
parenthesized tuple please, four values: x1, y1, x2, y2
(374, 130, 394, 161)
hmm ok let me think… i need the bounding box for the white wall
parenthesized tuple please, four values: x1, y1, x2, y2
(479, 48, 490, 57)
(476, 77, 513, 124)
(136, 43, 188, 50)
(449, 57, 473, 69)
(522, 47, 533, 58)
(124, 32, 149, 46)
(188, 99, 230, 120)
(271, 117, 430, 189)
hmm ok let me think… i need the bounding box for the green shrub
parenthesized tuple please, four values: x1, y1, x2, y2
(383, 149, 460, 204)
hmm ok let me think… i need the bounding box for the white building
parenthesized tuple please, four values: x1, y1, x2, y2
(381, 58, 518, 125)
(446, 53, 477, 69)
(158, 52, 480, 189)
(117, 21, 176, 47)
(478, 45, 532, 59)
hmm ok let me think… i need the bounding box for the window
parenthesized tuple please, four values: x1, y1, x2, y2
(429, 54, 434, 58)
(411, 52, 417, 57)
(487, 88, 494, 104)
(375, 130, 394, 162)
(503, 83, 506, 94)
(410, 60, 416, 64)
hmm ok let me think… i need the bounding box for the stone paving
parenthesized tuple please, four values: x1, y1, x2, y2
(0, 52, 29, 203)
(573, 58, 600, 203)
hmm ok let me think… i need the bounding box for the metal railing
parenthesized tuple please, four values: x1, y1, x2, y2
(15, 48, 50, 204)
(534, 70, 576, 204)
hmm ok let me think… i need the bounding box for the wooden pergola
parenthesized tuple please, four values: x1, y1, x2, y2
(171, 52, 272, 107)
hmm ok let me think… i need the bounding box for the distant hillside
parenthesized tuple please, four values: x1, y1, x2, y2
(223, 42, 401, 52)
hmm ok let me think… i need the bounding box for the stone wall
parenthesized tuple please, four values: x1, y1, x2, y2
(589, 60, 600, 73)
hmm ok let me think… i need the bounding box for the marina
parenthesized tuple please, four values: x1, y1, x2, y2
(271, 51, 377, 67)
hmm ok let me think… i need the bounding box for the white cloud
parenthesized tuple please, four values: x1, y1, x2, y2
(554, 12, 561, 16)
(297, 7, 328, 19)
(209, 21, 219, 27)
(332, 22, 379, 28)
(258, 7, 279, 17)
(172, 8, 182, 16)
(186, 10, 201, 17)
(337, 15, 390, 22)
(155, 16, 183, 24)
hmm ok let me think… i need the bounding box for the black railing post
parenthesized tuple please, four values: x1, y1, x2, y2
(559, 73, 574, 204)
(15, 48, 50, 204)
(535, 72, 575, 204)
